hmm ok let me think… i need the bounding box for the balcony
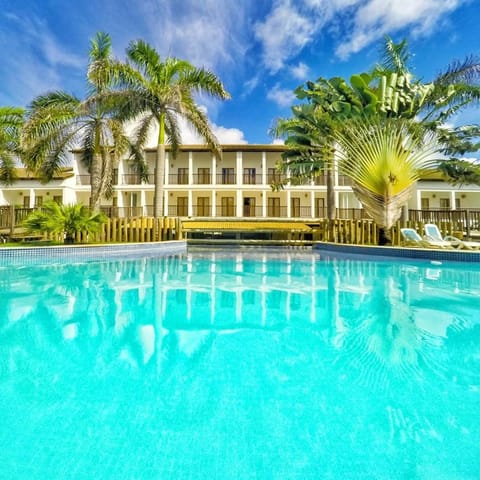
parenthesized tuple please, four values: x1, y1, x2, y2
(216, 173, 237, 185)
(121, 174, 143, 185)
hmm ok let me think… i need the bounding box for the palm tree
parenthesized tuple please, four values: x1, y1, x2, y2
(275, 36, 480, 239)
(334, 118, 439, 244)
(112, 40, 230, 217)
(0, 106, 24, 185)
(22, 200, 106, 244)
(21, 32, 131, 211)
(272, 104, 336, 220)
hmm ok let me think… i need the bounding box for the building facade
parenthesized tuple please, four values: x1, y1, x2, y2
(1, 144, 480, 218)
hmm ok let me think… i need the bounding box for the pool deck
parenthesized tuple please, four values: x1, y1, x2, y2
(314, 242, 480, 263)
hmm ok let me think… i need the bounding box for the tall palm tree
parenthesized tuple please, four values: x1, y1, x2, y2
(112, 40, 230, 217)
(21, 32, 131, 211)
(272, 104, 336, 220)
(0, 106, 24, 185)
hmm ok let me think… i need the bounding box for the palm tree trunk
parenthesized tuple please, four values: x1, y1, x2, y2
(90, 153, 103, 211)
(326, 166, 335, 220)
(153, 143, 166, 217)
(326, 166, 335, 242)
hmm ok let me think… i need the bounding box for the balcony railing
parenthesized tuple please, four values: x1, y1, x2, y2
(168, 173, 189, 185)
(216, 173, 237, 185)
(121, 174, 143, 185)
(267, 174, 286, 184)
(193, 173, 212, 185)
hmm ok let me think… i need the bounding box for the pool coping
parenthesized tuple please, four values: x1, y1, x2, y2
(313, 242, 480, 262)
(0, 240, 187, 265)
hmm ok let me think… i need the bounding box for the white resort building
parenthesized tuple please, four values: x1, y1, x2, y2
(1, 144, 480, 222)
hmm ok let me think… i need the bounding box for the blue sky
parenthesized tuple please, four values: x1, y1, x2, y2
(0, 0, 479, 145)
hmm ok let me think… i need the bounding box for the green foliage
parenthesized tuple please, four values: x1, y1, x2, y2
(21, 32, 132, 210)
(334, 119, 440, 229)
(437, 159, 480, 186)
(273, 34, 480, 233)
(109, 40, 230, 216)
(0, 106, 24, 185)
(22, 201, 107, 244)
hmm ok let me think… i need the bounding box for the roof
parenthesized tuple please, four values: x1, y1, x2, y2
(181, 220, 312, 232)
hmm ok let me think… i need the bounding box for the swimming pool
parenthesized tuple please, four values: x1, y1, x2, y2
(1, 247, 479, 479)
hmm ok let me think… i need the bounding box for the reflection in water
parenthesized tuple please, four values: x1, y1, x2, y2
(0, 250, 480, 478)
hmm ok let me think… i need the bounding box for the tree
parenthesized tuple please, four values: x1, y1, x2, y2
(0, 106, 24, 185)
(21, 32, 131, 211)
(112, 40, 230, 217)
(272, 104, 336, 220)
(274, 36, 480, 241)
(22, 200, 107, 244)
(333, 119, 439, 244)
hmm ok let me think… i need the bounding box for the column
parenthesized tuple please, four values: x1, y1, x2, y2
(236, 151, 242, 186)
(163, 191, 168, 217)
(236, 190, 243, 218)
(140, 190, 147, 216)
(286, 190, 291, 218)
(450, 190, 456, 210)
(164, 153, 170, 185)
(310, 191, 315, 218)
(262, 151, 267, 185)
(29, 188, 35, 208)
(416, 190, 422, 210)
(188, 190, 193, 217)
(262, 191, 267, 218)
(188, 152, 193, 185)
(211, 191, 216, 218)
(212, 154, 216, 186)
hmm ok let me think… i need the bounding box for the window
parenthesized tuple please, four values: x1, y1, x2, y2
(197, 197, 210, 216)
(268, 197, 280, 217)
(267, 168, 281, 184)
(23, 196, 30, 208)
(315, 198, 325, 217)
(440, 198, 451, 209)
(291, 197, 301, 217)
(455, 198, 461, 209)
(220, 197, 235, 216)
(243, 168, 256, 185)
(177, 168, 188, 185)
(243, 197, 256, 217)
(53, 196, 63, 204)
(222, 168, 235, 185)
(421, 198, 430, 210)
(177, 196, 188, 216)
(197, 168, 210, 185)
(35, 196, 43, 207)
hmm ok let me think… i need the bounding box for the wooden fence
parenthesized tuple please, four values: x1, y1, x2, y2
(43, 217, 181, 244)
(312, 219, 468, 246)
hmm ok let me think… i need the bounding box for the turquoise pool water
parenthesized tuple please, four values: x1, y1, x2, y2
(1, 248, 479, 479)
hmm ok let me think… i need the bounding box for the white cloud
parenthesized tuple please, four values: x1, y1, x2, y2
(267, 83, 296, 107)
(126, 112, 247, 146)
(254, 1, 316, 73)
(291, 62, 309, 80)
(336, 0, 465, 59)
(255, 0, 467, 70)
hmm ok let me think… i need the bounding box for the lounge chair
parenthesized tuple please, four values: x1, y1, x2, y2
(424, 223, 480, 250)
(400, 228, 453, 249)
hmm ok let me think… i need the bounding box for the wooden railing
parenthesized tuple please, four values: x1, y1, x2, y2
(42, 217, 181, 244)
